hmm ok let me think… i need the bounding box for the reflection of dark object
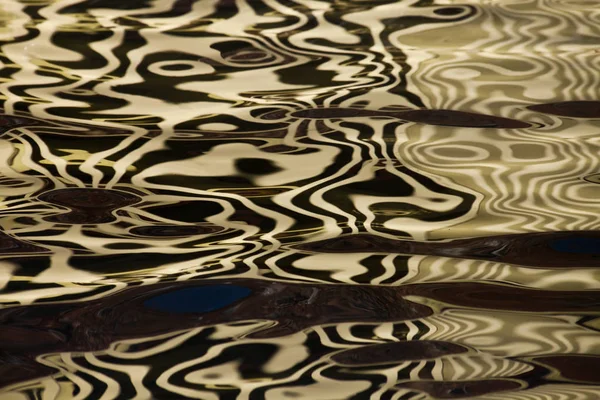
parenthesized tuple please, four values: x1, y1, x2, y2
(144, 201, 224, 223)
(235, 158, 282, 175)
(0, 232, 48, 254)
(550, 237, 600, 255)
(534, 355, 600, 383)
(399, 110, 529, 128)
(261, 144, 298, 153)
(289, 108, 531, 128)
(528, 101, 600, 118)
(0, 114, 42, 135)
(258, 109, 289, 120)
(403, 282, 600, 312)
(230, 209, 271, 227)
(130, 224, 224, 237)
(159, 63, 194, 71)
(0, 352, 56, 390)
(332, 340, 467, 365)
(39, 188, 140, 224)
(294, 231, 600, 268)
(0, 278, 431, 388)
(434, 7, 465, 16)
(0, 326, 66, 351)
(397, 379, 521, 398)
(144, 284, 252, 313)
(3, 278, 600, 388)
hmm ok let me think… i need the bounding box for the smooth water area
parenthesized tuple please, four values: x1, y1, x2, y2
(0, 0, 599, 399)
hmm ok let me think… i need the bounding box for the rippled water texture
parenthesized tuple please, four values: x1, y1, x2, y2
(0, 0, 599, 398)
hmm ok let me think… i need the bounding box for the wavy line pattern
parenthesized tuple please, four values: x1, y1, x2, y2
(0, 0, 598, 398)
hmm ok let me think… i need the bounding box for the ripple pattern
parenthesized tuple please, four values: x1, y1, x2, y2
(0, 0, 598, 399)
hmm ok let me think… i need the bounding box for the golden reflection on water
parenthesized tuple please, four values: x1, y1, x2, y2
(0, 0, 599, 399)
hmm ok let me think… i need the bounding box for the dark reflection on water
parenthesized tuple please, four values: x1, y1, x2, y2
(0, 0, 599, 398)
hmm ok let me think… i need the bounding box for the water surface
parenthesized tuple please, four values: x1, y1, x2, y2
(0, 0, 599, 399)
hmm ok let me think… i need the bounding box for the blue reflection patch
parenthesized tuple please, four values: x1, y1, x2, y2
(144, 285, 252, 313)
(550, 237, 600, 255)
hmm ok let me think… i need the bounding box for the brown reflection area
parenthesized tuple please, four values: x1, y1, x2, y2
(289, 108, 531, 128)
(38, 188, 141, 224)
(293, 231, 600, 268)
(129, 224, 224, 237)
(397, 379, 521, 398)
(0, 352, 56, 389)
(261, 144, 299, 153)
(0, 114, 43, 135)
(2, 281, 599, 389)
(534, 355, 600, 383)
(399, 110, 530, 129)
(332, 340, 467, 366)
(528, 101, 600, 118)
(0, 111, 138, 137)
(259, 109, 290, 120)
(0, 278, 431, 388)
(0, 232, 49, 254)
(0, 326, 66, 351)
(402, 282, 600, 312)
